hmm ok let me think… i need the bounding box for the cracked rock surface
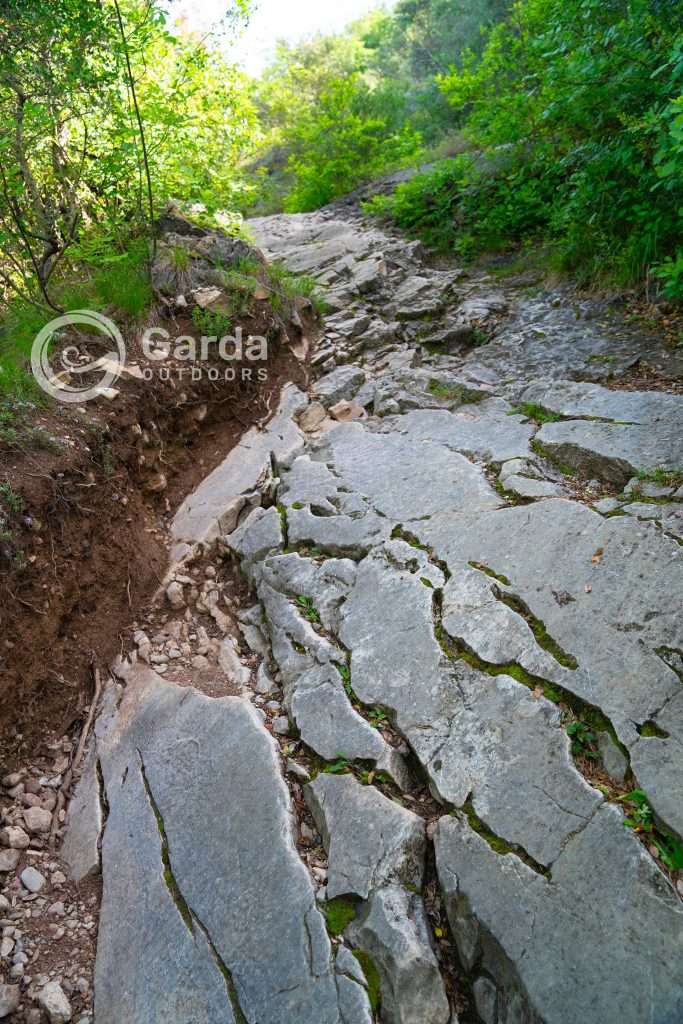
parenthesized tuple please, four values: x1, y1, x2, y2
(80, 201, 683, 1024)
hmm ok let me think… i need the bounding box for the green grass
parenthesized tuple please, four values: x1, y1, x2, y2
(266, 261, 330, 317)
(191, 306, 233, 337)
(0, 230, 152, 401)
(0, 482, 23, 515)
(427, 379, 468, 402)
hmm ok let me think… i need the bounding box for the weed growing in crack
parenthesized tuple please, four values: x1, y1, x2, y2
(638, 720, 670, 739)
(427, 379, 468, 402)
(617, 790, 683, 872)
(469, 561, 511, 585)
(296, 594, 320, 624)
(636, 467, 683, 489)
(461, 800, 550, 877)
(324, 756, 352, 775)
(566, 720, 599, 759)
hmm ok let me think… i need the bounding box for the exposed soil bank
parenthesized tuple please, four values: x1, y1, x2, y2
(0, 302, 309, 766)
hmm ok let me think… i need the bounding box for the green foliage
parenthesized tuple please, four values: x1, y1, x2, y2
(617, 790, 683, 872)
(636, 467, 683, 489)
(296, 595, 320, 624)
(369, 1, 683, 290)
(248, 0, 514, 214)
(283, 74, 422, 212)
(191, 306, 233, 338)
(0, 482, 23, 515)
(323, 757, 352, 775)
(566, 721, 598, 759)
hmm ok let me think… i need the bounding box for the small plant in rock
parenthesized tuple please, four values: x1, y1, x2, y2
(266, 261, 329, 317)
(427, 379, 466, 402)
(296, 595, 320, 623)
(324, 897, 357, 936)
(617, 789, 654, 833)
(324, 757, 352, 775)
(367, 707, 388, 728)
(566, 720, 598, 759)
(470, 328, 490, 348)
(636, 467, 683, 489)
(617, 790, 683, 871)
(652, 833, 683, 873)
(359, 768, 390, 786)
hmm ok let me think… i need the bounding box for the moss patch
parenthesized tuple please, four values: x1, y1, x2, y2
(638, 720, 670, 739)
(324, 897, 358, 936)
(353, 949, 382, 1012)
(469, 560, 511, 585)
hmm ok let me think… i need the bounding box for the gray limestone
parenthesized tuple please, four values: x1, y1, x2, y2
(61, 747, 102, 883)
(305, 774, 425, 899)
(526, 380, 683, 482)
(291, 665, 410, 789)
(347, 886, 451, 1024)
(95, 664, 368, 1024)
(435, 806, 683, 1024)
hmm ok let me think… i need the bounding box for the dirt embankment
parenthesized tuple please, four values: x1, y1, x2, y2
(0, 290, 311, 768)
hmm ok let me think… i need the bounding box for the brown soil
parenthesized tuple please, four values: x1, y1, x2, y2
(605, 360, 683, 394)
(0, 301, 310, 770)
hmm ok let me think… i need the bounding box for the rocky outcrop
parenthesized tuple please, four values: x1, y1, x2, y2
(85, 200, 683, 1024)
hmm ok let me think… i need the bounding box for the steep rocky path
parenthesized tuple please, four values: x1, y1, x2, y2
(60, 208, 683, 1023)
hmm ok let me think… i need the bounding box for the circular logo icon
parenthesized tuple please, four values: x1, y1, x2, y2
(31, 310, 126, 404)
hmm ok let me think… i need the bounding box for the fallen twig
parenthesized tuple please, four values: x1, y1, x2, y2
(49, 662, 104, 849)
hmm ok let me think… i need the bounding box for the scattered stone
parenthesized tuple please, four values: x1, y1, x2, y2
(61, 748, 102, 883)
(597, 731, 629, 783)
(312, 365, 366, 407)
(348, 886, 450, 1024)
(0, 849, 20, 873)
(19, 867, 46, 893)
(23, 806, 52, 834)
(330, 400, 365, 422)
(0, 823, 29, 847)
(36, 981, 72, 1023)
(298, 401, 327, 432)
(272, 715, 290, 736)
(165, 581, 185, 609)
(0, 984, 19, 1019)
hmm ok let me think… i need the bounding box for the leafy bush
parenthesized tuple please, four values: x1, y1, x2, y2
(369, 0, 683, 291)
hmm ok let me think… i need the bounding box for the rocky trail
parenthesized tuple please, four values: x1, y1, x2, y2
(2, 202, 683, 1024)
